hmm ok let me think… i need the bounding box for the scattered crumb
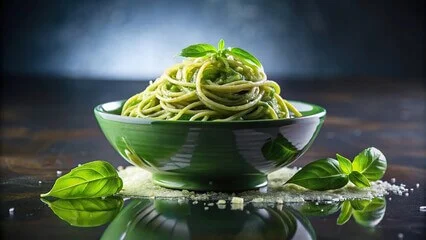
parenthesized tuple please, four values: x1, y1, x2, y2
(217, 200, 226, 205)
(420, 206, 426, 212)
(117, 166, 410, 203)
(231, 197, 244, 204)
(8, 208, 14, 216)
(207, 203, 214, 206)
(204, 207, 209, 210)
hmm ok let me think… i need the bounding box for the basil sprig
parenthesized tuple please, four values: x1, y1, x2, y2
(41, 161, 123, 199)
(179, 39, 262, 68)
(285, 147, 387, 190)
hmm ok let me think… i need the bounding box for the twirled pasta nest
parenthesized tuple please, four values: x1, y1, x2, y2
(122, 43, 301, 121)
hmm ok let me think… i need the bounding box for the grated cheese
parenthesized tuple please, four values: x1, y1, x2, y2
(118, 166, 409, 203)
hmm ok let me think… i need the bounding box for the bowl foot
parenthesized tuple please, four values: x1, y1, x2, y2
(152, 173, 267, 192)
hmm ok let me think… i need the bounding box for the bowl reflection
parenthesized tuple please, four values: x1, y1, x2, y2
(101, 199, 315, 240)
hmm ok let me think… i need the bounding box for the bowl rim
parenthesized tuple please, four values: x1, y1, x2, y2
(94, 99, 326, 124)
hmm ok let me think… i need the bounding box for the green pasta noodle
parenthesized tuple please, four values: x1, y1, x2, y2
(121, 40, 302, 121)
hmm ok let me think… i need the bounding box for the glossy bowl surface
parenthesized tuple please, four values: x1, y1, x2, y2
(94, 100, 326, 191)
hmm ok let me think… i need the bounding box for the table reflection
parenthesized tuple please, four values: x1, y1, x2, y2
(41, 197, 386, 239)
(101, 199, 315, 240)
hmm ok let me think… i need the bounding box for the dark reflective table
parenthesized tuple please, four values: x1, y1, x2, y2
(1, 76, 425, 239)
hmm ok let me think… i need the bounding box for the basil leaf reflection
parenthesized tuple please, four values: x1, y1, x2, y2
(336, 201, 352, 225)
(41, 197, 123, 227)
(352, 197, 386, 227)
(262, 134, 299, 166)
(296, 201, 342, 217)
(101, 199, 316, 240)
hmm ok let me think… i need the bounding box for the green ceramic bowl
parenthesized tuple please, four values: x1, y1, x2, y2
(94, 100, 326, 191)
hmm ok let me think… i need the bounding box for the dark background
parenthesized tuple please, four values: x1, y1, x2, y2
(2, 0, 424, 80)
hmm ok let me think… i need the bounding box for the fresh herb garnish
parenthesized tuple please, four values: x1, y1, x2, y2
(352, 147, 387, 181)
(228, 47, 262, 67)
(179, 39, 262, 68)
(285, 158, 349, 191)
(285, 147, 387, 190)
(40, 161, 123, 199)
(336, 153, 352, 175)
(179, 43, 217, 57)
(348, 171, 371, 188)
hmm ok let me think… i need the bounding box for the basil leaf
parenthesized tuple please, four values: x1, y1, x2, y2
(352, 147, 387, 181)
(217, 39, 225, 51)
(285, 158, 349, 190)
(336, 153, 352, 175)
(336, 201, 352, 225)
(41, 197, 123, 227)
(40, 161, 123, 199)
(352, 197, 386, 227)
(349, 171, 371, 188)
(180, 43, 217, 57)
(229, 47, 262, 67)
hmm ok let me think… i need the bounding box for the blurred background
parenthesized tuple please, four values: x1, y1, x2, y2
(1, 0, 425, 171)
(2, 0, 424, 80)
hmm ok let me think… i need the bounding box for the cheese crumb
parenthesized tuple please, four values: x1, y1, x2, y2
(231, 197, 244, 204)
(217, 199, 226, 205)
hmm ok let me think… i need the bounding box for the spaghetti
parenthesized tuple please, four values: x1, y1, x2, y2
(121, 42, 302, 121)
